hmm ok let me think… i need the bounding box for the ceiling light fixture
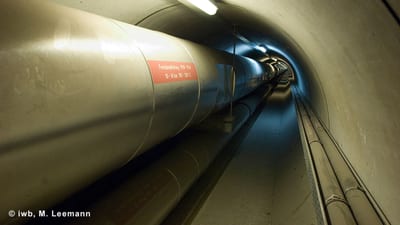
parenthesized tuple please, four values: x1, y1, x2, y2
(186, 0, 218, 15)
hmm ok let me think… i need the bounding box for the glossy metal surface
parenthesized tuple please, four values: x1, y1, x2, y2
(0, 1, 270, 224)
(46, 2, 400, 222)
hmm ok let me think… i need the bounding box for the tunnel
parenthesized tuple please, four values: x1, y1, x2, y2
(0, 0, 399, 225)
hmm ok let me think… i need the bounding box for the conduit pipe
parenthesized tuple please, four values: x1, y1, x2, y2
(303, 103, 385, 225)
(0, 1, 273, 224)
(295, 96, 357, 225)
(295, 100, 328, 225)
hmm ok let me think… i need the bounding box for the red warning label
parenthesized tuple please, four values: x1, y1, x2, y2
(147, 60, 198, 84)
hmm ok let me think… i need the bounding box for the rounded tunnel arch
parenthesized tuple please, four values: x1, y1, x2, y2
(22, 0, 400, 224)
(130, 3, 400, 224)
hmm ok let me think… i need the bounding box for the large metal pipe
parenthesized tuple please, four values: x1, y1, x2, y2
(0, 1, 270, 224)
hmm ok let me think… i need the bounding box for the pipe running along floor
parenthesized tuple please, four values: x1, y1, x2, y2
(188, 85, 318, 225)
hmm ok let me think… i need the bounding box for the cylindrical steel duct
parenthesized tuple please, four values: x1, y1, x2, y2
(0, 1, 270, 224)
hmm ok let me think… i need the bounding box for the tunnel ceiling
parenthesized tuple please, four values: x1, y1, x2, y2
(51, 0, 298, 60)
(50, 0, 399, 61)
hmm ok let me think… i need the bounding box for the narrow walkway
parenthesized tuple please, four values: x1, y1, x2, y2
(190, 86, 317, 225)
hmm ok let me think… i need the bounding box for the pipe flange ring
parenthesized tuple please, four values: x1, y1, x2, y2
(325, 194, 348, 206)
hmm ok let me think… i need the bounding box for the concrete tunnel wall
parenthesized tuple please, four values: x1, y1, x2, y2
(48, 0, 400, 224)
(247, 2, 400, 224)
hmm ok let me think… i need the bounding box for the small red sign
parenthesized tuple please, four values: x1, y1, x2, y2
(147, 60, 198, 84)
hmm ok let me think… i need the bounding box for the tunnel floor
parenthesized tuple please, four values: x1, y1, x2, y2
(184, 86, 318, 225)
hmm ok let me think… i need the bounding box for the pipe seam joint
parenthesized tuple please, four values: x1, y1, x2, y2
(325, 194, 348, 206)
(309, 140, 321, 145)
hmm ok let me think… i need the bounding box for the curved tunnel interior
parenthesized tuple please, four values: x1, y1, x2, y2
(1, 0, 399, 225)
